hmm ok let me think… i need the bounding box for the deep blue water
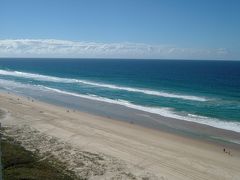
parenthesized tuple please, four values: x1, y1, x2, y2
(0, 58, 240, 132)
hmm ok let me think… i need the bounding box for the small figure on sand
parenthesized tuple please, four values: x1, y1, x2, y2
(223, 148, 232, 156)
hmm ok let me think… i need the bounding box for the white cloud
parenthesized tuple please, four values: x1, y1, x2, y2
(0, 39, 233, 59)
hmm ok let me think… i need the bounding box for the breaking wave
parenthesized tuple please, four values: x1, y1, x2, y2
(0, 69, 207, 101)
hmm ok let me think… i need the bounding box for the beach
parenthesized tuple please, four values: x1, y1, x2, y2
(1, 92, 240, 179)
(1, 0, 240, 178)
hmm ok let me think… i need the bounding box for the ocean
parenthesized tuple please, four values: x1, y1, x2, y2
(0, 58, 240, 134)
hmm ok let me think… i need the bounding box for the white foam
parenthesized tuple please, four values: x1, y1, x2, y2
(40, 86, 240, 133)
(0, 79, 240, 133)
(0, 69, 207, 101)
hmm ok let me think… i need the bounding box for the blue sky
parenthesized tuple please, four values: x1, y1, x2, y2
(0, 0, 239, 59)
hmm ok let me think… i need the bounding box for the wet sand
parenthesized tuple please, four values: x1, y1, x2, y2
(1, 92, 240, 179)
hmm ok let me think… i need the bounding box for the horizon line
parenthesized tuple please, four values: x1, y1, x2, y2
(0, 57, 239, 61)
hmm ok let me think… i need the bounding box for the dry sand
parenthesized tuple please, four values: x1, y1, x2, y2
(0, 92, 240, 180)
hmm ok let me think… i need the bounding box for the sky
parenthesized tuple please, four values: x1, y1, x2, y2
(0, 0, 239, 60)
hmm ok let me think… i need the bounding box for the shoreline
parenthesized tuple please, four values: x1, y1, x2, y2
(0, 75, 240, 134)
(2, 88, 240, 148)
(1, 92, 240, 179)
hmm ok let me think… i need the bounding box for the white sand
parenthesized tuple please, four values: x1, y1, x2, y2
(1, 92, 240, 180)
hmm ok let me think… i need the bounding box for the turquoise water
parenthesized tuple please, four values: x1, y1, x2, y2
(0, 58, 240, 132)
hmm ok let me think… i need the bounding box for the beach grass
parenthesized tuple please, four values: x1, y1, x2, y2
(1, 136, 78, 180)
